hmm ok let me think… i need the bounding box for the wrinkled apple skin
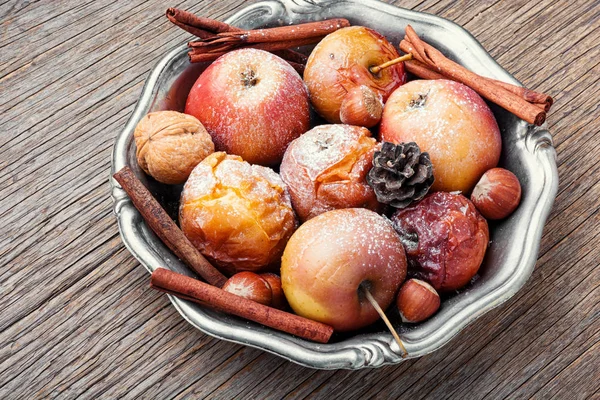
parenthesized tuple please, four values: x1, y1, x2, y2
(391, 192, 489, 292)
(281, 208, 407, 332)
(179, 152, 297, 275)
(279, 124, 380, 222)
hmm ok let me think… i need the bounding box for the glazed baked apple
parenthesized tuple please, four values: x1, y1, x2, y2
(380, 79, 502, 193)
(304, 26, 406, 123)
(281, 208, 407, 332)
(391, 191, 489, 292)
(279, 124, 380, 222)
(179, 152, 297, 275)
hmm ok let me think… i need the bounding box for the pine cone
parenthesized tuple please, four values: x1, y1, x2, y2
(367, 142, 434, 208)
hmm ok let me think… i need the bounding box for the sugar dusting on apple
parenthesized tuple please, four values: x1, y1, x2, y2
(280, 124, 380, 221)
(281, 208, 407, 332)
(381, 79, 502, 193)
(126, 15, 534, 355)
(185, 48, 310, 166)
(180, 152, 297, 275)
(391, 192, 489, 292)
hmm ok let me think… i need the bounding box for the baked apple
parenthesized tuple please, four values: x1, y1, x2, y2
(179, 152, 297, 275)
(279, 124, 380, 222)
(185, 48, 310, 166)
(391, 191, 489, 292)
(281, 208, 407, 332)
(304, 26, 406, 124)
(380, 79, 501, 193)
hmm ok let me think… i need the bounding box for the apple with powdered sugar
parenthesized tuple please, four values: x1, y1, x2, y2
(391, 192, 489, 292)
(185, 48, 310, 166)
(179, 152, 297, 275)
(281, 208, 407, 332)
(279, 124, 380, 222)
(380, 79, 502, 193)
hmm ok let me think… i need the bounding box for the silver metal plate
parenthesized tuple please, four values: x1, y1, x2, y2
(110, 0, 558, 369)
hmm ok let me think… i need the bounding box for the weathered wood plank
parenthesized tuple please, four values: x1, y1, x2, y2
(513, 328, 600, 399)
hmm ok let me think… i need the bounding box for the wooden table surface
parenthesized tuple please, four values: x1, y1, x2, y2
(1, 0, 599, 398)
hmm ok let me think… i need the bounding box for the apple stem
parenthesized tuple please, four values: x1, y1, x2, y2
(362, 287, 408, 357)
(370, 53, 413, 74)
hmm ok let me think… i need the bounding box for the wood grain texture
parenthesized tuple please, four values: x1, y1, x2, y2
(0, 0, 598, 398)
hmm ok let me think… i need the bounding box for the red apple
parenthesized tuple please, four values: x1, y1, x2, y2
(185, 48, 310, 166)
(304, 26, 406, 124)
(281, 208, 407, 332)
(380, 79, 501, 193)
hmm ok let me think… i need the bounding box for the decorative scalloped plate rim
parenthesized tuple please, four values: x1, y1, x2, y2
(110, 0, 558, 369)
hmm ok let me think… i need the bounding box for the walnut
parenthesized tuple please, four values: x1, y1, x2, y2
(134, 111, 214, 184)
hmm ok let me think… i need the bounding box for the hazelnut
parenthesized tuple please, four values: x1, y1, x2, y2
(471, 168, 522, 220)
(260, 273, 288, 310)
(222, 272, 273, 306)
(397, 279, 440, 323)
(339, 85, 383, 128)
(134, 111, 214, 184)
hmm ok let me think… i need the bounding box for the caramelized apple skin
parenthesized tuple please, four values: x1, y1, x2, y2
(179, 152, 297, 275)
(391, 192, 489, 292)
(304, 26, 406, 123)
(280, 124, 380, 222)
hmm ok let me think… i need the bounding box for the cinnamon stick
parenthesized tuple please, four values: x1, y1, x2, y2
(189, 19, 349, 55)
(488, 78, 553, 110)
(166, 8, 308, 67)
(271, 49, 308, 65)
(405, 59, 548, 111)
(151, 268, 334, 343)
(166, 8, 236, 39)
(113, 167, 227, 288)
(204, 19, 350, 44)
(188, 37, 322, 61)
(401, 26, 548, 125)
(404, 59, 446, 80)
(189, 49, 305, 74)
